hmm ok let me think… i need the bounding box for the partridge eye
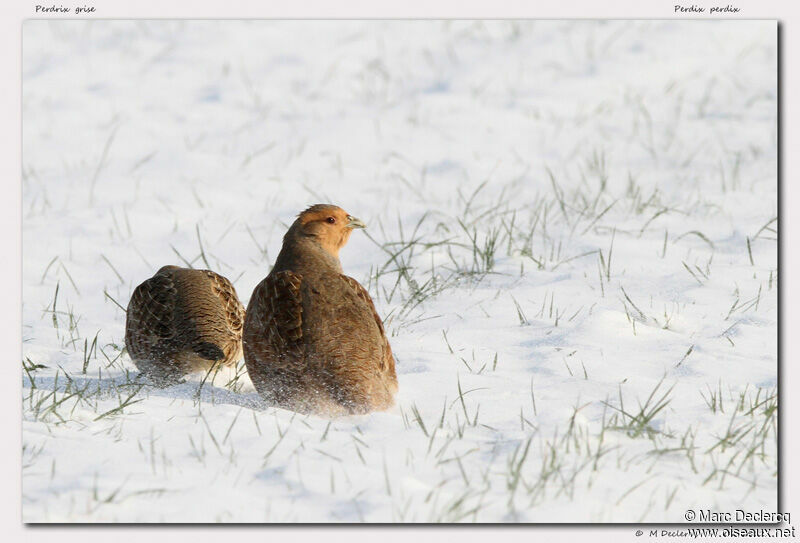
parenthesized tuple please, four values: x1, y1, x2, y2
(326, 217, 336, 224)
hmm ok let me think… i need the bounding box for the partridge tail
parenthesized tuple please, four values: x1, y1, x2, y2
(194, 341, 225, 361)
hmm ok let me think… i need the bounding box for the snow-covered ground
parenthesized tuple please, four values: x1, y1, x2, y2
(21, 20, 777, 522)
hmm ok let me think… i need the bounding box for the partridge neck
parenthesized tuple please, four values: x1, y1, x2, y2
(273, 236, 343, 277)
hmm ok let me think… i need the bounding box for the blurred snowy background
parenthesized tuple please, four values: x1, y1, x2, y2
(22, 20, 777, 522)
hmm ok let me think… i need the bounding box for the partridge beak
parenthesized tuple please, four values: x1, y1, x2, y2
(346, 215, 367, 229)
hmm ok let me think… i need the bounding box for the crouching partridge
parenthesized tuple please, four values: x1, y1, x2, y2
(243, 204, 398, 416)
(125, 265, 245, 386)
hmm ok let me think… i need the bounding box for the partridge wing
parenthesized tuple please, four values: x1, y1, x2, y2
(339, 275, 395, 372)
(125, 272, 178, 359)
(204, 270, 246, 338)
(245, 270, 304, 367)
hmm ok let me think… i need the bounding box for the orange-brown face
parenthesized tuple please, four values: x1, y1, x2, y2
(294, 204, 366, 257)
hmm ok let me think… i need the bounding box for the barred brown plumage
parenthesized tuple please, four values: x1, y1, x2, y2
(243, 204, 398, 416)
(125, 265, 245, 386)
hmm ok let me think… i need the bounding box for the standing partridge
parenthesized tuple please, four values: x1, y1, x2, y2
(125, 265, 246, 386)
(243, 204, 398, 416)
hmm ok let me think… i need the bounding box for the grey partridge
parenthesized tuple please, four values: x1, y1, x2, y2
(125, 265, 245, 386)
(243, 204, 398, 416)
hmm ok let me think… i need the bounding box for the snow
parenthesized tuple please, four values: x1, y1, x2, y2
(22, 20, 777, 522)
